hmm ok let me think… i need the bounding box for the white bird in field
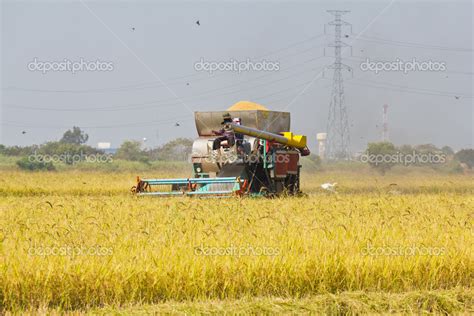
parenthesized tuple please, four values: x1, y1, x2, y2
(321, 182, 338, 193)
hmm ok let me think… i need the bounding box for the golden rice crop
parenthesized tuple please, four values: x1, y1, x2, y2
(0, 170, 472, 313)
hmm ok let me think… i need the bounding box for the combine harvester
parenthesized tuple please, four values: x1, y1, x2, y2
(132, 101, 310, 197)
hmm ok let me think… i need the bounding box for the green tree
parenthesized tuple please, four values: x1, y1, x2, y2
(0, 145, 39, 156)
(414, 144, 440, 153)
(454, 149, 474, 169)
(365, 142, 397, 175)
(35, 141, 102, 165)
(115, 140, 149, 163)
(60, 126, 89, 145)
(441, 146, 454, 156)
(16, 157, 55, 171)
(398, 144, 413, 155)
(150, 138, 193, 161)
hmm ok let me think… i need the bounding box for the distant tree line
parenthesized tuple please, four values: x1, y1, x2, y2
(363, 142, 473, 175)
(1, 127, 472, 173)
(0, 127, 193, 170)
(114, 138, 193, 164)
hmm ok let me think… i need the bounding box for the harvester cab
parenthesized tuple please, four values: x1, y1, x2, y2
(132, 101, 310, 197)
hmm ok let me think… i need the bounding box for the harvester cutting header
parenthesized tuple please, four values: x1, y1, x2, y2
(132, 101, 310, 197)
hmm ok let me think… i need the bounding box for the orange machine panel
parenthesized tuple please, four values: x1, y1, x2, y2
(287, 152, 299, 174)
(274, 152, 288, 178)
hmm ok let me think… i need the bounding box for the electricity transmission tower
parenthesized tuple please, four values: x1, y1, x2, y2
(325, 10, 352, 160)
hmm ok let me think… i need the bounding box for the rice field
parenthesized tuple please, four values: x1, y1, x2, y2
(0, 170, 473, 314)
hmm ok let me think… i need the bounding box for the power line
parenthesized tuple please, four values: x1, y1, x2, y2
(355, 78, 473, 97)
(252, 33, 326, 59)
(3, 77, 326, 129)
(6, 60, 329, 112)
(357, 35, 473, 52)
(345, 78, 473, 98)
(5, 34, 328, 94)
(2, 115, 193, 129)
(345, 55, 473, 75)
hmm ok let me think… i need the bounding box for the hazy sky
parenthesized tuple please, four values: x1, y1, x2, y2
(1, 0, 473, 152)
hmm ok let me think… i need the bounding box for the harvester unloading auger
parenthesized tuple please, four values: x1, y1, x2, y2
(132, 102, 310, 197)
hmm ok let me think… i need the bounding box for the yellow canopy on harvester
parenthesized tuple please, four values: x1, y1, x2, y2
(227, 101, 268, 111)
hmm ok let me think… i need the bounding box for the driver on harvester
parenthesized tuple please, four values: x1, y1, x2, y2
(212, 113, 235, 151)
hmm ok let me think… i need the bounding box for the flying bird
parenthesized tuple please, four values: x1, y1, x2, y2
(175, 122, 180, 127)
(455, 96, 460, 99)
(186, 83, 190, 86)
(196, 20, 200, 26)
(321, 182, 337, 193)
(131, 27, 135, 31)
(22, 131, 26, 134)
(344, 34, 349, 38)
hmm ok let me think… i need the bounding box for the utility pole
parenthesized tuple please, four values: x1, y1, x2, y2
(325, 10, 352, 160)
(382, 104, 389, 142)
